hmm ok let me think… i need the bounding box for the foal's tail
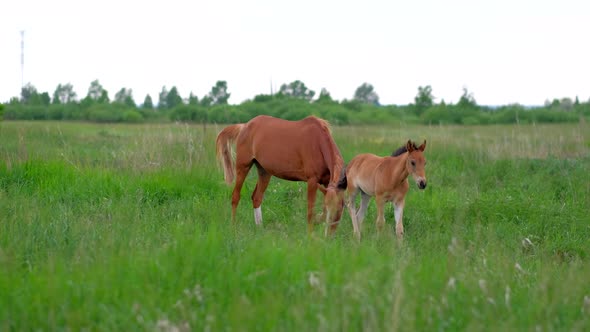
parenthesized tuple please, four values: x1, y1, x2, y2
(215, 124, 244, 185)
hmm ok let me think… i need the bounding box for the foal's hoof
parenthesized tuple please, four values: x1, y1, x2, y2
(314, 214, 325, 225)
(353, 232, 362, 242)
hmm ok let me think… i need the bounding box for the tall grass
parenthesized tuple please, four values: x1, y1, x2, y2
(0, 121, 589, 331)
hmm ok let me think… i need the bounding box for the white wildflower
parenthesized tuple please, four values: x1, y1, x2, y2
(447, 277, 456, 290)
(583, 295, 590, 314)
(478, 279, 487, 294)
(505, 286, 511, 309)
(515, 262, 525, 274)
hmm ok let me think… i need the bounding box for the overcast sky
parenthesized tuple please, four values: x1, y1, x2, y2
(1, 0, 588, 105)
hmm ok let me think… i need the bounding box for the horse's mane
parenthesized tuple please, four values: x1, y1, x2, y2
(391, 141, 418, 157)
(307, 115, 332, 134)
(305, 116, 344, 188)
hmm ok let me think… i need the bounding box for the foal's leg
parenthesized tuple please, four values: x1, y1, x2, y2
(347, 188, 361, 240)
(393, 199, 405, 239)
(375, 194, 386, 231)
(306, 180, 319, 234)
(356, 191, 371, 226)
(251, 165, 271, 226)
(231, 161, 253, 222)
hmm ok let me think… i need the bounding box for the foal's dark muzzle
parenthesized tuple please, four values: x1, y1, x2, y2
(418, 180, 427, 189)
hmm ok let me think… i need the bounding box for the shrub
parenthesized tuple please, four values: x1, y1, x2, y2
(122, 110, 143, 123)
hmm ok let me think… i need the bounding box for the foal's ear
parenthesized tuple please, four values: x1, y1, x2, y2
(336, 167, 347, 190)
(418, 140, 426, 152)
(406, 140, 415, 152)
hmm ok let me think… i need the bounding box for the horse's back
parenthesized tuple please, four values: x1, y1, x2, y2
(239, 115, 339, 181)
(246, 115, 327, 137)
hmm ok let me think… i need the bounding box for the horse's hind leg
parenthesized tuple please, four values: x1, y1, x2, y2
(375, 194, 386, 231)
(347, 188, 361, 240)
(231, 161, 253, 222)
(356, 191, 370, 226)
(251, 165, 271, 226)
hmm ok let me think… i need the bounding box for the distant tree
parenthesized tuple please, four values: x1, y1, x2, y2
(200, 96, 213, 107)
(21, 83, 38, 104)
(413, 85, 434, 115)
(253, 94, 273, 103)
(279, 80, 315, 101)
(86, 79, 109, 103)
(142, 94, 154, 109)
(114, 88, 136, 108)
(545, 98, 561, 108)
(39, 92, 51, 106)
(188, 92, 199, 105)
(166, 86, 183, 109)
(158, 86, 169, 109)
(559, 97, 573, 112)
(100, 90, 110, 103)
(52, 83, 77, 104)
(457, 87, 477, 109)
(207, 81, 230, 105)
(574, 96, 580, 106)
(316, 88, 335, 104)
(353, 83, 379, 105)
(0, 104, 3, 120)
(20, 83, 49, 105)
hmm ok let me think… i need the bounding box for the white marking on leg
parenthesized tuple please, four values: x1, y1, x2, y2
(347, 192, 361, 239)
(394, 202, 404, 238)
(254, 207, 263, 225)
(394, 204, 403, 226)
(324, 211, 331, 237)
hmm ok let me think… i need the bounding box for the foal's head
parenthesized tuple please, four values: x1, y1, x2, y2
(405, 140, 427, 189)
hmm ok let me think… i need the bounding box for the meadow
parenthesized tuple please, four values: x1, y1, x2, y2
(0, 120, 589, 331)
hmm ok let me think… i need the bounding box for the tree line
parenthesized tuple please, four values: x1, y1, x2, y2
(2, 79, 589, 125)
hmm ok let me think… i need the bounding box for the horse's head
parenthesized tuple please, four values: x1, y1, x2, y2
(324, 167, 347, 235)
(405, 140, 427, 190)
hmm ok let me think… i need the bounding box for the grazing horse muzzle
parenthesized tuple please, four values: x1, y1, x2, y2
(418, 179, 427, 189)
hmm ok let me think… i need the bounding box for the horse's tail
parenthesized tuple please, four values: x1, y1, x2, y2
(216, 124, 244, 185)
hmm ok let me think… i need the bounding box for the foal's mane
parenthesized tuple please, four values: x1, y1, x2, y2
(391, 141, 418, 157)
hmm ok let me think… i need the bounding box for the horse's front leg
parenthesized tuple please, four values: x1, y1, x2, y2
(314, 185, 328, 224)
(393, 199, 405, 239)
(375, 194, 386, 231)
(306, 180, 318, 234)
(251, 166, 271, 226)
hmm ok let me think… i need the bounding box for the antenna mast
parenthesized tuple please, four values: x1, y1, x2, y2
(20, 30, 25, 89)
(270, 78, 274, 95)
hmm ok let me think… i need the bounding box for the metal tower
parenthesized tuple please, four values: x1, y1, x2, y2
(20, 30, 25, 89)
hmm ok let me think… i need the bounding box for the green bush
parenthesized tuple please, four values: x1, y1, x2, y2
(3, 97, 589, 125)
(85, 106, 122, 123)
(122, 110, 143, 123)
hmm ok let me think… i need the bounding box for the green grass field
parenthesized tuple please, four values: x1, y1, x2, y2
(1, 120, 589, 331)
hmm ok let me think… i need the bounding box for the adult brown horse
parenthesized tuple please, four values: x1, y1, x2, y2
(346, 140, 427, 240)
(216, 115, 347, 235)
